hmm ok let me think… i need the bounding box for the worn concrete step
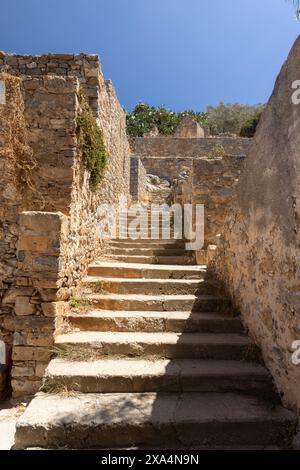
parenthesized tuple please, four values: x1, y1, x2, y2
(15, 392, 297, 449)
(108, 247, 189, 256)
(43, 358, 273, 394)
(107, 255, 194, 265)
(64, 311, 243, 333)
(109, 239, 186, 247)
(81, 293, 230, 312)
(54, 331, 259, 360)
(88, 261, 207, 279)
(82, 277, 217, 295)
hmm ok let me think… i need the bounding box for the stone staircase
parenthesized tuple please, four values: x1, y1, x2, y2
(14, 209, 297, 449)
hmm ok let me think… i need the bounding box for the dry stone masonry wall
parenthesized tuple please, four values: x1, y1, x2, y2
(133, 136, 251, 159)
(132, 136, 248, 246)
(0, 53, 131, 396)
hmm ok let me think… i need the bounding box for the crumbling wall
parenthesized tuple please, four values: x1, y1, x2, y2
(212, 37, 300, 412)
(140, 156, 193, 183)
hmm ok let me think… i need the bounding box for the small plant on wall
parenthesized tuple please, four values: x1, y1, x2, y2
(207, 144, 226, 159)
(77, 88, 107, 191)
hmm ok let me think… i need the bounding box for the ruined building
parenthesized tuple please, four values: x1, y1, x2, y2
(0, 38, 299, 448)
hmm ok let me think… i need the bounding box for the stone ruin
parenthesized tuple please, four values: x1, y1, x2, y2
(0, 39, 300, 448)
(174, 114, 206, 138)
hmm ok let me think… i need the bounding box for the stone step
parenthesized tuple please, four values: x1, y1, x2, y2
(15, 392, 297, 449)
(109, 239, 186, 247)
(88, 261, 207, 279)
(108, 247, 188, 256)
(43, 358, 273, 394)
(82, 277, 216, 295)
(64, 310, 243, 333)
(81, 293, 230, 312)
(54, 331, 259, 360)
(107, 254, 195, 265)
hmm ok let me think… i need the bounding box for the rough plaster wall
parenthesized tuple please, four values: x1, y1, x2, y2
(213, 37, 300, 411)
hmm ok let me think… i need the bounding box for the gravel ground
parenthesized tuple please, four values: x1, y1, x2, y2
(0, 397, 31, 450)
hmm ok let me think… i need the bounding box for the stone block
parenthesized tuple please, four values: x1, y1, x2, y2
(41, 301, 67, 317)
(175, 115, 205, 139)
(35, 362, 48, 378)
(18, 236, 49, 252)
(19, 211, 67, 236)
(12, 346, 52, 362)
(15, 296, 36, 316)
(11, 362, 35, 378)
(26, 331, 53, 347)
(196, 250, 207, 265)
(11, 378, 41, 397)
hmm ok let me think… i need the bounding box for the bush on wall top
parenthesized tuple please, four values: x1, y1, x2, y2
(126, 103, 208, 137)
(126, 101, 264, 138)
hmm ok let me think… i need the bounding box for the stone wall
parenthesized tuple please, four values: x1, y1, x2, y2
(0, 52, 100, 115)
(12, 212, 68, 395)
(0, 53, 131, 209)
(191, 156, 245, 246)
(171, 156, 245, 247)
(133, 136, 251, 159)
(130, 157, 147, 202)
(0, 54, 131, 396)
(24, 75, 79, 212)
(212, 37, 300, 412)
(132, 136, 247, 246)
(140, 156, 194, 183)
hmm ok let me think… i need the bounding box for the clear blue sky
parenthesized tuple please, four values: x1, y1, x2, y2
(0, 0, 299, 111)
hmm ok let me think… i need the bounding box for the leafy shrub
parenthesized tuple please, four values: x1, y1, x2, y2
(78, 89, 107, 191)
(126, 101, 265, 138)
(207, 144, 226, 159)
(126, 102, 208, 137)
(240, 112, 262, 137)
(206, 102, 264, 136)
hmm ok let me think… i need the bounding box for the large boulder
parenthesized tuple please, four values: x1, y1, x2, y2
(213, 36, 300, 412)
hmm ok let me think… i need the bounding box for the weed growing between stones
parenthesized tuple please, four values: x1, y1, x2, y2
(207, 144, 226, 159)
(77, 88, 107, 191)
(41, 378, 79, 397)
(69, 297, 93, 314)
(89, 280, 107, 293)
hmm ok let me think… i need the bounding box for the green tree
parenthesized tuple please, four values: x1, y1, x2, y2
(126, 103, 208, 137)
(206, 102, 264, 136)
(293, 1, 300, 19)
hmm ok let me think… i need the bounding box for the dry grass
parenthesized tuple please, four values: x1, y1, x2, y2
(0, 74, 43, 204)
(52, 345, 101, 362)
(41, 379, 79, 397)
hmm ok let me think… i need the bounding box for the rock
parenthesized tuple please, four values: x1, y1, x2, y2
(14, 296, 36, 316)
(144, 126, 159, 137)
(175, 115, 205, 138)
